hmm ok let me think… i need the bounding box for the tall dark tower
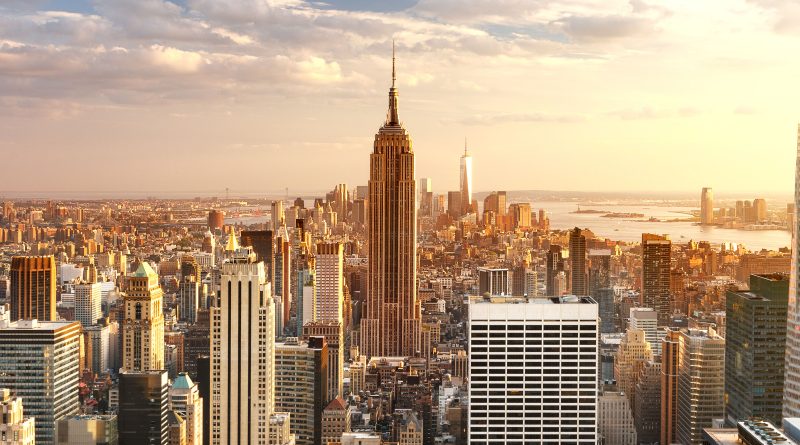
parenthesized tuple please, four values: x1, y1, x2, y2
(360, 44, 421, 358)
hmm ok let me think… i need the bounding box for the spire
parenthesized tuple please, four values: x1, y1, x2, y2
(464, 137, 468, 156)
(386, 40, 400, 126)
(392, 39, 396, 88)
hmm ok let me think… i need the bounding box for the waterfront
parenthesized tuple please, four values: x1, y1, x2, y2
(542, 201, 790, 251)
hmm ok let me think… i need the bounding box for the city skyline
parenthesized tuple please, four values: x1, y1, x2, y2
(1, 1, 798, 194)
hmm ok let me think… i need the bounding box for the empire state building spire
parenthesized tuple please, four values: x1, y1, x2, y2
(386, 40, 400, 126)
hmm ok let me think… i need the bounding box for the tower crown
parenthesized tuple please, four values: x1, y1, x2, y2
(386, 40, 400, 127)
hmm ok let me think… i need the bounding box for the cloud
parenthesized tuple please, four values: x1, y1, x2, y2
(147, 45, 206, 73)
(555, 14, 652, 42)
(606, 106, 701, 120)
(454, 112, 586, 125)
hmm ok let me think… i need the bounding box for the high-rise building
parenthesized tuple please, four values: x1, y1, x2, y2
(641, 233, 672, 326)
(447, 191, 462, 219)
(314, 242, 343, 323)
(700, 187, 714, 225)
(725, 273, 789, 426)
(210, 247, 275, 445)
(596, 288, 615, 334)
(240, 230, 273, 281)
(588, 249, 611, 297)
(118, 370, 169, 445)
(170, 373, 203, 445)
(629, 307, 660, 356)
(787, 126, 800, 419)
(56, 414, 118, 445)
(0, 388, 36, 445)
(303, 321, 344, 402)
(634, 360, 661, 444)
(10, 255, 57, 322)
(460, 141, 473, 215)
(75, 282, 102, 327)
(360, 49, 421, 359)
(275, 337, 328, 445)
(661, 328, 681, 445)
(207, 210, 224, 231)
(676, 328, 725, 445)
(468, 295, 598, 444)
(476, 267, 509, 296)
(274, 230, 292, 329)
(85, 323, 110, 374)
(0, 320, 81, 445)
(546, 245, 564, 296)
(569, 228, 588, 296)
(614, 328, 653, 407)
(418, 178, 432, 217)
(122, 263, 165, 372)
(753, 198, 767, 222)
(597, 391, 636, 445)
(271, 200, 285, 232)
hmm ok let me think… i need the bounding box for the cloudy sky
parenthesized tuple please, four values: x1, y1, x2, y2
(1, 0, 798, 197)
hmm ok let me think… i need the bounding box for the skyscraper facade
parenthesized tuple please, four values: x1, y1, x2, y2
(459, 142, 473, 215)
(700, 187, 714, 225)
(75, 281, 102, 327)
(641, 233, 672, 326)
(787, 125, 800, 418)
(676, 328, 725, 445)
(271, 200, 285, 232)
(210, 247, 275, 445)
(468, 295, 598, 444)
(661, 328, 681, 445)
(569, 228, 587, 296)
(726, 273, 789, 426)
(122, 262, 165, 372)
(0, 320, 81, 445)
(275, 337, 328, 445)
(118, 370, 169, 445)
(314, 242, 344, 323)
(10, 255, 57, 322)
(360, 50, 420, 359)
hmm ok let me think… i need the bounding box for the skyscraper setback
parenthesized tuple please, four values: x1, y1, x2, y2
(360, 48, 421, 358)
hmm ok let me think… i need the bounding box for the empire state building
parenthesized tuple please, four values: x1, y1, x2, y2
(360, 47, 421, 358)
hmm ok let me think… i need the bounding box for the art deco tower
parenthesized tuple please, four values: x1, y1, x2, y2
(122, 262, 165, 372)
(360, 46, 421, 358)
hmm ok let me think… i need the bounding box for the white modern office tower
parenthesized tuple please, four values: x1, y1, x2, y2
(314, 242, 344, 322)
(676, 327, 725, 445)
(629, 308, 661, 356)
(460, 141, 473, 214)
(597, 391, 637, 445)
(468, 295, 599, 444)
(211, 247, 275, 445)
(0, 320, 81, 445)
(74, 282, 101, 327)
(170, 373, 203, 445)
(786, 124, 800, 419)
